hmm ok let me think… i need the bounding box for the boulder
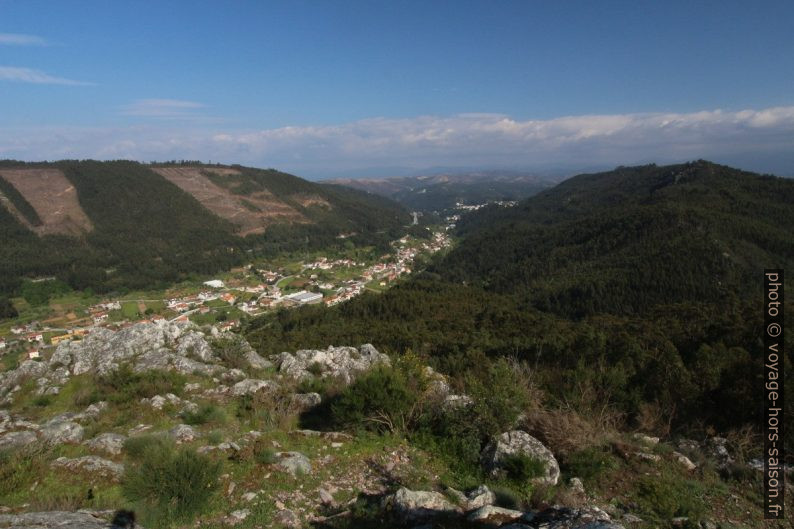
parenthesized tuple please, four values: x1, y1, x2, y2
(291, 392, 322, 410)
(274, 451, 312, 476)
(51, 456, 124, 481)
(481, 431, 560, 485)
(673, 451, 697, 471)
(467, 505, 526, 525)
(168, 424, 199, 443)
(0, 430, 38, 449)
(466, 485, 496, 510)
(230, 378, 278, 397)
(40, 419, 84, 445)
(385, 487, 462, 520)
(84, 433, 127, 456)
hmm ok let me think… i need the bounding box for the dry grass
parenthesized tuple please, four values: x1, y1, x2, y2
(521, 407, 618, 457)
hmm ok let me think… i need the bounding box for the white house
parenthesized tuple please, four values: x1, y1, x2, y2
(203, 280, 225, 289)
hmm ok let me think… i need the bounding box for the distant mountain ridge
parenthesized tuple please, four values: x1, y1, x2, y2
(326, 171, 558, 212)
(0, 160, 408, 294)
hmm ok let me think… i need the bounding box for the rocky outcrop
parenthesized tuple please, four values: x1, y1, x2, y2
(169, 424, 199, 443)
(272, 344, 390, 384)
(83, 433, 127, 456)
(481, 430, 560, 485)
(51, 456, 124, 481)
(230, 378, 278, 397)
(0, 321, 270, 405)
(531, 506, 625, 529)
(40, 419, 84, 445)
(0, 430, 38, 449)
(141, 393, 198, 413)
(384, 487, 462, 520)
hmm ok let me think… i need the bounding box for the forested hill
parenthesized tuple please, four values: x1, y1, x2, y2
(0, 160, 408, 294)
(437, 160, 794, 317)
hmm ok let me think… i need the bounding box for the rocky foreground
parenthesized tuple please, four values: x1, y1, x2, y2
(0, 321, 785, 528)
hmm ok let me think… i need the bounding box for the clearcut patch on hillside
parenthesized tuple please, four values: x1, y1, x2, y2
(152, 167, 308, 236)
(0, 169, 93, 236)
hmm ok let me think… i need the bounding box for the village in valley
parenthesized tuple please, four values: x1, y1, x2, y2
(0, 228, 452, 368)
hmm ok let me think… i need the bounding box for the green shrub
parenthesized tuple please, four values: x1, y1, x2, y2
(465, 358, 532, 438)
(123, 434, 174, 460)
(561, 445, 620, 486)
(634, 472, 707, 523)
(253, 441, 276, 465)
(122, 443, 221, 528)
(181, 404, 227, 426)
(211, 335, 251, 371)
(306, 361, 324, 376)
(95, 366, 186, 405)
(32, 394, 53, 407)
(502, 453, 547, 483)
(330, 361, 425, 433)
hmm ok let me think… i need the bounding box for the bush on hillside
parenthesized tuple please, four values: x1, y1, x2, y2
(330, 355, 428, 434)
(122, 441, 220, 529)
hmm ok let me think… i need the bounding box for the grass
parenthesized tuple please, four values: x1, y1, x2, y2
(121, 301, 141, 319)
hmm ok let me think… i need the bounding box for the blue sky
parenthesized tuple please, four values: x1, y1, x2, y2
(2, 0, 793, 178)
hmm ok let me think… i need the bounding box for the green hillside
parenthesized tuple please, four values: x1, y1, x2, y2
(442, 160, 794, 317)
(0, 160, 409, 295)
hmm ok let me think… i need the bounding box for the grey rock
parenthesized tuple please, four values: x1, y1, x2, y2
(673, 451, 697, 471)
(0, 430, 38, 449)
(227, 509, 250, 525)
(168, 424, 199, 443)
(273, 344, 389, 384)
(466, 485, 496, 510)
(532, 506, 624, 529)
(274, 451, 312, 476)
(51, 456, 124, 481)
(569, 477, 586, 496)
(386, 487, 462, 520)
(273, 509, 301, 528)
(41, 419, 84, 445)
(467, 505, 524, 525)
(481, 430, 560, 485)
(632, 433, 660, 445)
(83, 433, 127, 456)
(0, 511, 130, 529)
(230, 378, 278, 396)
(442, 394, 473, 410)
(319, 487, 335, 505)
(291, 392, 322, 410)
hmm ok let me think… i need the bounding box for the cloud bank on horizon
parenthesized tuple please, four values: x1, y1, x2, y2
(1, 106, 793, 179)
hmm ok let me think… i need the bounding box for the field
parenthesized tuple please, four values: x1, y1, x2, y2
(0, 168, 93, 236)
(152, 167, 307, 236)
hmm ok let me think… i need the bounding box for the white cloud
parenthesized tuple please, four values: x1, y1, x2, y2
(0, 66, 92, 86)
(121, 99, 206, 118)
(1, 106, 793, 177)
(0, 33, 47, 46)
